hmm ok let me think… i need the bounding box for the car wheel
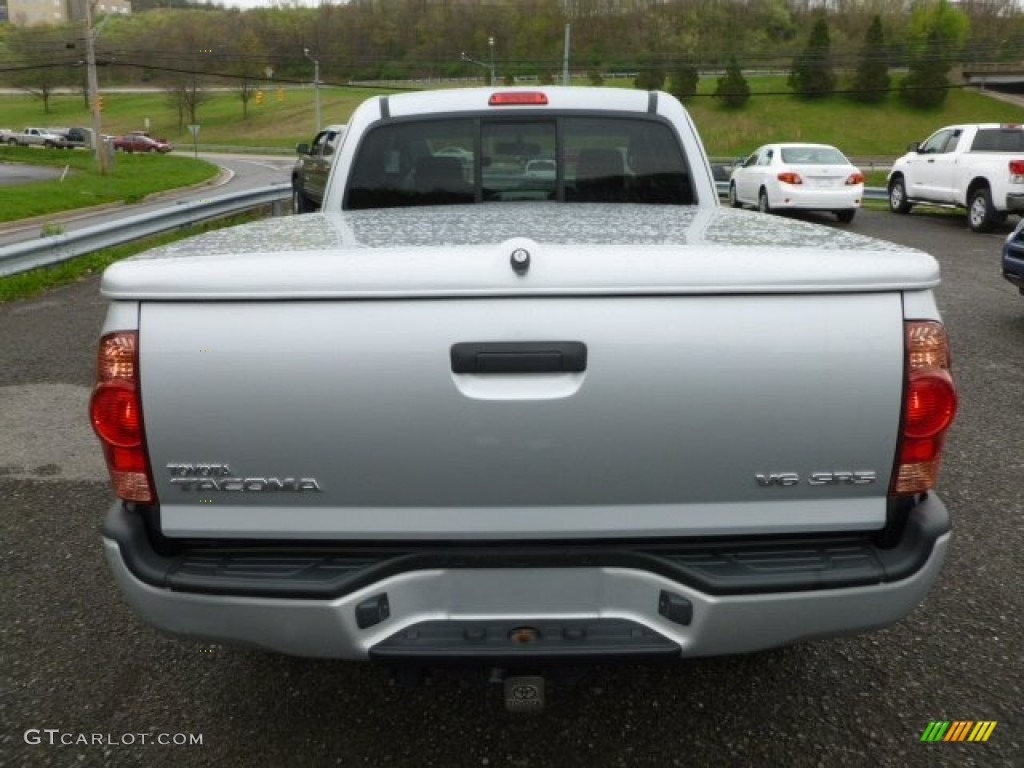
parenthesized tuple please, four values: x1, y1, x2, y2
(835, 209, 856, 223)
(44, 140, 55, 149)
(292, 183, 315, 214)
(757, 188, 772, 214)
(8, 138, 18, 146)
(728, 182, 741, 208)
(888, 176, 912, 214)
(968, 187, 1002, 233)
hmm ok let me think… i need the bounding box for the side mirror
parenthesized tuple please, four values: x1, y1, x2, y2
(296, 143, 310, 156)
(907, 141, 920, 153)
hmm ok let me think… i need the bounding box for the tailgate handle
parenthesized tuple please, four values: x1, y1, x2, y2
(451, 341, 587, 374)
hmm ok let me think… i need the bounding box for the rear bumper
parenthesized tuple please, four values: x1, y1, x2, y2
(102, 496, 950, 661)
(1005, 192, 1024, 213)
(771, 188, 861, 211)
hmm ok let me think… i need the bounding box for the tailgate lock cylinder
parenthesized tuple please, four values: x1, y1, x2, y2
(509, 247, 531, 275)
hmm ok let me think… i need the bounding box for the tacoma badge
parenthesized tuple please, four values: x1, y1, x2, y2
(167, 463, 323, 492)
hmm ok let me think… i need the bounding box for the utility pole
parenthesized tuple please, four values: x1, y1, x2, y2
(563, 24, 571, 86)
(82, 0, 107, 174)
(304, 48, 321, 133)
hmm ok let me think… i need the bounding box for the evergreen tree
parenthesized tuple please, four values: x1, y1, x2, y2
(901, 27, 950, 109)
(635, 65, 666, 91)
(669, 64, 699, 102)
(851, 16, 890, 103)
(714, 58, 750, 109)
(789, 15, 835, 98)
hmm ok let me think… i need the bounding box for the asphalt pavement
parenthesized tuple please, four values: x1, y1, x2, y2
(0, 206, 1020, 768)
(0, 164, 63, 187)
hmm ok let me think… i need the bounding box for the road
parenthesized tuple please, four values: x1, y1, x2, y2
(0, 207, 1020, 767)
(0, 152, 294, 248)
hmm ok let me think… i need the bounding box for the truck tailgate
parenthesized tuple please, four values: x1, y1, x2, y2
(139, 294, 903, 539)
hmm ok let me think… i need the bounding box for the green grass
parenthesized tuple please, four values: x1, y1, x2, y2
(2, 78, 1022, 158)
(0, 86, 404, 150)
(0, 212, 260, 303)
(0, 146, 218, 222)
(686, 75, 1024, 158)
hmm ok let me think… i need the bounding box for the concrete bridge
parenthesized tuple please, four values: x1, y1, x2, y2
(962, 64, 1024, 94)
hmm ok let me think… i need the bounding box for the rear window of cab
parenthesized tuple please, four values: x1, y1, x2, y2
(344, 116, 695, 209)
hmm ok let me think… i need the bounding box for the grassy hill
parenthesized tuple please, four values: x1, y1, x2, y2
(2, 78, 1022, 158)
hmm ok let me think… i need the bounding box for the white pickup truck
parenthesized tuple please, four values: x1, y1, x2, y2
(887, 122, 1024, 232)
(92, 88, 958, 705)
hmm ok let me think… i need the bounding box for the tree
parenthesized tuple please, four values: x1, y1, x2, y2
(228, 26, 265, 120)
(634, 66, 667, 91)
(714, 58, 749, 109)
(901, 27, 951, 109)
(669, 64, 699, 102)
(851, 16, 890, 104)
(900, 0, 969, 110)
(8, 24, 73, 114)
(789, 15, 834, 99)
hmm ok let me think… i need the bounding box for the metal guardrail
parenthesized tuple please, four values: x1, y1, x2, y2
(0, 181, 888, 279)
(0, 183, 291, 278)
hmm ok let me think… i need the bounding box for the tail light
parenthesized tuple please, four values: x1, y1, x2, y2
(846, 171, 865, 185)
(1008, 159, 1024, 180)
(777, 172, 802, 185)
(90, 331, 155, 502)
(489, 92, 548, 106)
(891, 321, 957, 495)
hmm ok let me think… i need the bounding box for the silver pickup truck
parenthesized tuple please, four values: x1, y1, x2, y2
(92, 88, 957, 705)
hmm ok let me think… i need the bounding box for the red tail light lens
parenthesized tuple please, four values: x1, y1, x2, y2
(892, 321, 957, 495)
(846, 171, 865, 185)
(777, 172, 802, 185)
(903, 370, 957, 439)
(1008, 159, 1024, 177)
(90, 331, 155, 503)
(91, 383, 143, 447)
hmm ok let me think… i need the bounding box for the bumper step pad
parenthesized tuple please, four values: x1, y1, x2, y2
(369, 618, 680, 663)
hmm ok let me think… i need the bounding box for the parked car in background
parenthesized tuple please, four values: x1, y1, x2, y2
(728, 143, 864, 223)
(1002, 217, 1024, 295)
(524, 158, 556, 179)
(292, 124, 346, 213)
(433, 145, 475, 167)
(49, 127, 92, 149)
(4, 127, 69, 148)
(888, 123, 1024, 233)
(113, 134, 173, 153)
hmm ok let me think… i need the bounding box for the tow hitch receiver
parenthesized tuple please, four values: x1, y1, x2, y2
(504, 675, 545, 713)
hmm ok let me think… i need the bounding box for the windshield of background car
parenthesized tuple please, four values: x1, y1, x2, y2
(780, 146, 848, 165)
(344, 115, 694, 209)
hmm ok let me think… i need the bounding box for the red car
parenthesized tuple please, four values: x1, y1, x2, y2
(112, 134, 173, 153)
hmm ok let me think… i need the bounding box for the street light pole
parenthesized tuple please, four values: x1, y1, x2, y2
(488, 36, 495, 86)
(304, 48, 321, 133)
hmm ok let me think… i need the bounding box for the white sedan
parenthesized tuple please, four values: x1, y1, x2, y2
(728, 143, 864, 223)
